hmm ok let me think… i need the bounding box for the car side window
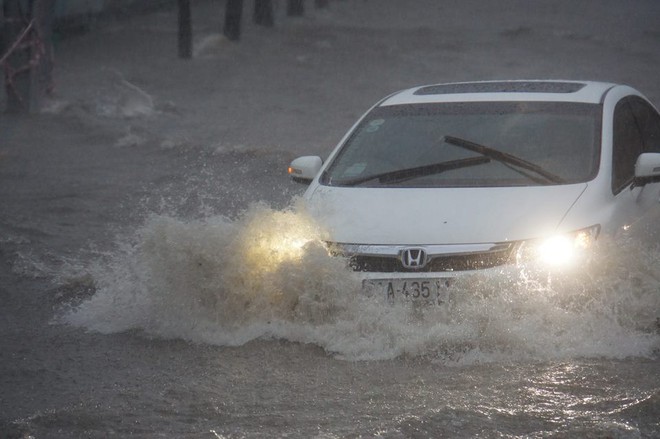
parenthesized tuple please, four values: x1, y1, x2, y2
(612, 98, 644, 194)
(629, 96, 660, 153)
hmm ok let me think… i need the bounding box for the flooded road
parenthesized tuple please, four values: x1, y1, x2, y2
(2, 0, 660, 437)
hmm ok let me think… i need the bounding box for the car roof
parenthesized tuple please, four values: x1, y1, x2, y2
(380, 80, 618, 106)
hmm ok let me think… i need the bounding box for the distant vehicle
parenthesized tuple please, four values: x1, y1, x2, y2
(288, 81, 660, 303)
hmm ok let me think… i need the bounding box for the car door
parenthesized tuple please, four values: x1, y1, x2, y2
(611, 95, 660, 235)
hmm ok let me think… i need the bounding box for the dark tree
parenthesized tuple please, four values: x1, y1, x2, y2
(315, 0, 329, 8)
(223, 0, 243, 41)
(177, 0, 192, 58)
(2, 0, 55, 113)
(33, 0, 54, 98)
(287, 0, 304, 16)
(253, 0, 274, 27)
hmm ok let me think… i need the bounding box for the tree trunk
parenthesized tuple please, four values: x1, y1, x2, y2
(177, 0, 192, 58)
(33, 0, 55, 102)
(287, 0, 304, 17)
(1, 3, 5, 54)
(2, 0, 55, 113)
(253, 0, 273, 27)
(223, 0, 243, 41)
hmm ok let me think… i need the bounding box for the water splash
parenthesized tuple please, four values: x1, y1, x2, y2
(61, 203, 660, 362)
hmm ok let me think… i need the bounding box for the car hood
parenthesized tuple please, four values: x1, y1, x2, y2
(304, 184, 588, 245)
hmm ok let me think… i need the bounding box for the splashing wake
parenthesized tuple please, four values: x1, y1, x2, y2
(62, 203, 660, 362)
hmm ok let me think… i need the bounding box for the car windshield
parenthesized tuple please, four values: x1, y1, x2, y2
(321, 102, 602, 187)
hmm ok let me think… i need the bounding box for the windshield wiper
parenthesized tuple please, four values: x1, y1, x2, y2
(332, 156, 491, 186)
(443, 135, 566, 185)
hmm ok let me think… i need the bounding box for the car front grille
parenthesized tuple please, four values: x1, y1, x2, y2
(333, 242, 518, 273)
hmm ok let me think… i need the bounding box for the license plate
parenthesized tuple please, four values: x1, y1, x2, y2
(362, 278, 450, 305)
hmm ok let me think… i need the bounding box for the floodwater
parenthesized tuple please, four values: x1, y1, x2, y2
(1, 0, 660, 437)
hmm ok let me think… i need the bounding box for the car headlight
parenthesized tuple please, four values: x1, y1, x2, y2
(517, 225, 600, 269)
(237, 209, 324, 273)
(247, 229, 316, 273)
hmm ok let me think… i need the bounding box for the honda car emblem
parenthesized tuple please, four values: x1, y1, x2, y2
(401, 248, 428, 269)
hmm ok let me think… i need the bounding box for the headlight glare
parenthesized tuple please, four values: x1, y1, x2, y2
(518, 225, 600, 269)
(538, 234, 576, 266)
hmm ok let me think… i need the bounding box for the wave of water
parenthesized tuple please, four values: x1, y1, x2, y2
(61, 202, 660, 362)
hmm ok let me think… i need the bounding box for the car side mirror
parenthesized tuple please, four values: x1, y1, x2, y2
(288, 156, 323, 184)
(633, 152, 660, 187)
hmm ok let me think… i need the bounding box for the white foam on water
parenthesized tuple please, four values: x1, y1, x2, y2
(62, 202, 660, 362)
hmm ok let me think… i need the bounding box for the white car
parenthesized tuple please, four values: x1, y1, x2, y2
(288, 81, 660, 302)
